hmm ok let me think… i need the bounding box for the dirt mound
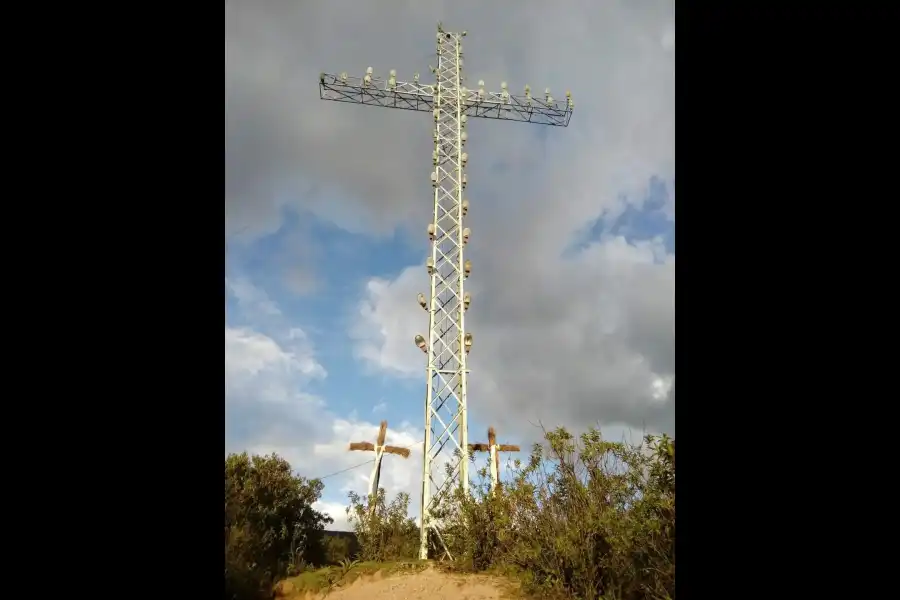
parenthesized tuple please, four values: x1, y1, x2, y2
(274, 580, 294, 597)
(303, 567, 517, 600)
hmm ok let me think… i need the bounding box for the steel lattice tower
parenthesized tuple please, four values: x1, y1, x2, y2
(318, 23, 572, 559)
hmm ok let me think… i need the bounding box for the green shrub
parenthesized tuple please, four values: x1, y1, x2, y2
(347, 489, 420, 562)
(323, 535, 354, 564)
(432, 427, 675, 600)
(225, 426, 675, 600)
(224, 452, 333, 600)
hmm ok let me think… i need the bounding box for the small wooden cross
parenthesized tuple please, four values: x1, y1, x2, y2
(468, 426, 520, 492)
(348, 420, 410, 510)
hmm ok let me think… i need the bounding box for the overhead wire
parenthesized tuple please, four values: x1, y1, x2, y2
(311, 438, 424, 481)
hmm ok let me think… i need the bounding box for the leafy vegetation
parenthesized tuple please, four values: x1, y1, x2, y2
(225, 426, 674, 600)
(323, 533, 357, 565)
(346, 489, 420, 562)
(224, 452, 333, 600)
(350, 427, 675, 600)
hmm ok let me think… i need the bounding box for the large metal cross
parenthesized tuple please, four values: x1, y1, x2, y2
(319, 22, 572, 559)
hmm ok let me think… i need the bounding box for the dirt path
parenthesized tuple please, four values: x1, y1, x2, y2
(304, 567, 519, 600)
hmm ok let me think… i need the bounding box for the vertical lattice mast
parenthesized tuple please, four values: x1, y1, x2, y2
(317, 22, 573, 561)
(421, 25, 470, 560)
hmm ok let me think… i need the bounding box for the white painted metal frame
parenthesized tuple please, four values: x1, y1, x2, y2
(317, 23, 573, 561)
(421, 27, 469, 561)
(320, 72, 573, 127)
(368, 445, 385, 502)
(489, 445, 499, 491)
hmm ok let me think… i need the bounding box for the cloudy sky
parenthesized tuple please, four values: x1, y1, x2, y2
(225, 0, 674, 531)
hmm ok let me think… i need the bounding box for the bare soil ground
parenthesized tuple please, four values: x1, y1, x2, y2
(288, 566, 521, 600)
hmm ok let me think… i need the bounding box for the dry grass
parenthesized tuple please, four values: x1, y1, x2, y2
(277, 561, 430, 597)
(347, 441, 411, 458)
(278, 563, 523, 600)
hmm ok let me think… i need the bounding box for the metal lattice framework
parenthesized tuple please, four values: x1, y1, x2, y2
(318, 23, 572, 560)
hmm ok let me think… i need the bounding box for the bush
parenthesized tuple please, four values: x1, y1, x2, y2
(347, 489, 420, 562)
(226, 426, 675, 600)
(224, 452, 333, 600)
(431, 427, 675, 600)
(323, 534, 355, 564)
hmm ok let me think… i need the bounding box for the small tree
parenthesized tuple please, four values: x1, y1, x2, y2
(347, 489, 419, 562)
(224, 452, 333, 600)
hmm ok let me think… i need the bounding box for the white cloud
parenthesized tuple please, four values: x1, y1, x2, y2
(226, 326, 325, 385)
(226, 1, 674, 242)
(352, 234, 675, 445)
(227, 277, 282, 319)
(246, 416, 428, 530)
(293, 1, 678, 444)
(226, 300, 548, 530)
(225, 0, 675, 523)
(313, 500, 352, 532)
(351, 273, 426, 378)
(225, 324, 328, 459)
(225, 273, 431, 530)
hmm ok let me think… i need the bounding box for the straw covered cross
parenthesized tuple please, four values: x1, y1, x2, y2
(348, 420, 410, 510)
(468, 426, 520, 492)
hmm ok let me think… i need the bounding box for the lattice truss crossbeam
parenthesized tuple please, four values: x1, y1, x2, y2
(318, 24, 572, 560)
(319, 68, 573, 127)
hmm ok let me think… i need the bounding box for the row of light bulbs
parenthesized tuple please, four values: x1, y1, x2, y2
(431, 171, 467, 189)
(427, 223, 470, 244)
(435, 129, 468, 145)
(417, 26, 474, 359)
(418, 292, 471, 311)
(426, 257, 472, 278)
(415, 332, 473, 355)
(417, 249, 473, 354)
(326, 68, 573, 109)
(433, 148, 468, 166)
(328, 67, 409, 90)
(431, 142, 469, 167)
